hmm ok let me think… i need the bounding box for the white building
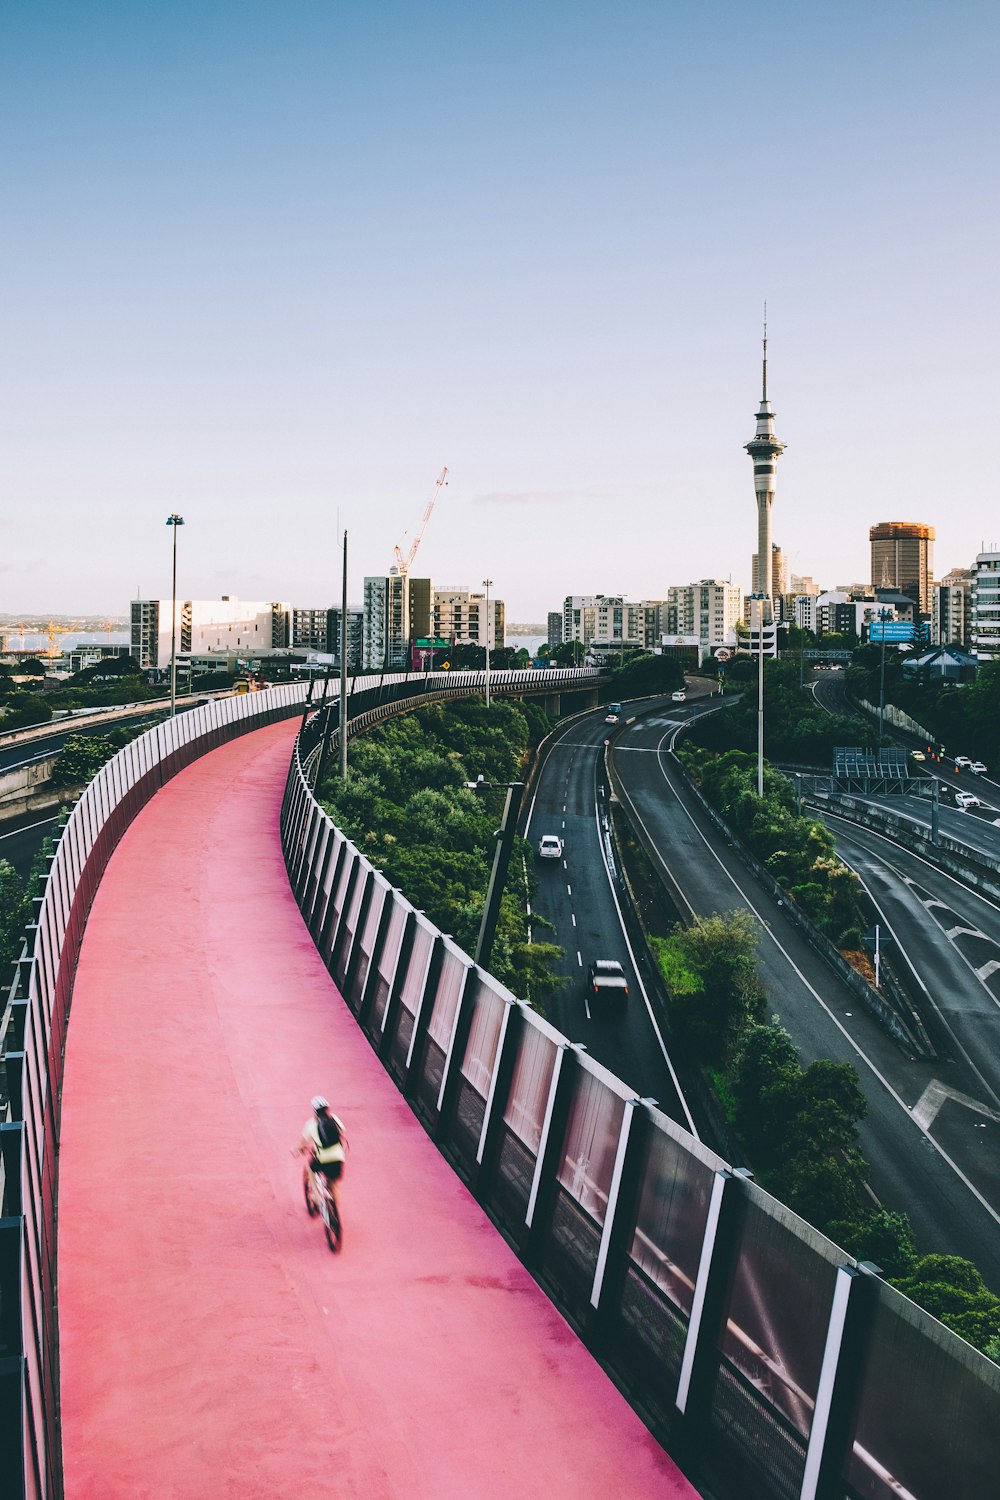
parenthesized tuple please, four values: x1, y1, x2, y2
(130, 597, 291, 670)
(433, 588, 505, 650)
(933, 569, 973, 647)
(971, 550, 1000, 660)
(667, 580, 743, 654)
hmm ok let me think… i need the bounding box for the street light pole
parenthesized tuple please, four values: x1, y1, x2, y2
(750, 593, 766, 797)
(482, 577, 493, 707)
(877, 609, 890, 744)
(166, 514, 184, 716)
(469, 777, 525, 972)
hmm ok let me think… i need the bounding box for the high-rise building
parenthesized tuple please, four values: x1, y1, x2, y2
(869, 522, 935, 614)
(932, 569, 973, 646)
(433, 588, 505, 650)
(752, 542, 788, 601)
(667, 581, 743, 654)
(971, 550, 1000, 660)
(744, 324, 787, 624)
(547, 611, 563, 649)
(130, 597, 291, 670)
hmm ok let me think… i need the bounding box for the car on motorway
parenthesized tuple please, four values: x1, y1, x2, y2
(604, 702, 622, 724)
(955, 756, 973, 769)
(586, 959, 629, 1014)
(909, 750, 926, 762)
(537, 835, 564, 860)
(971, 761, 988, 775)
(955, 791, 981, 809)
(671, 690, 687, 702)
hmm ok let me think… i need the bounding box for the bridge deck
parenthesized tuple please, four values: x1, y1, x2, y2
(58, 721, 697, 1498)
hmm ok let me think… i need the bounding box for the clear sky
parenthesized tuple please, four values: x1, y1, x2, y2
(1, 1, 997, 620)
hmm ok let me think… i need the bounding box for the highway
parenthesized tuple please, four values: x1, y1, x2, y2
(610, 701, 1000, 1287)
(0, 707, 169, 772)
(0, 811, 62, 881)
(524, 699, 695, 1129)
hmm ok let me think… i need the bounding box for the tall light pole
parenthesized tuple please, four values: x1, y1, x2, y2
(482, 577, 493, 707)
(750, 592, 766, 796)
(877, 608, 892, 744)
(166, 514, 184, 716)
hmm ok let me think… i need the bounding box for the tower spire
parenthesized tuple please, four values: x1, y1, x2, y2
(762, 301, 768, 402)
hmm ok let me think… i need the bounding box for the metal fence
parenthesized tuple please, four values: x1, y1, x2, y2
(0, 666, 598, 1500)
(281, 721, 1000, 1500)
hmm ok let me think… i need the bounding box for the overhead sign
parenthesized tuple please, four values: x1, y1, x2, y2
(870, 622, 915, 643)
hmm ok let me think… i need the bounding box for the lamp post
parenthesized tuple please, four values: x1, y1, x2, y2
(482, 577, 493, 707)
(165, 514, 184, 716)
(877, 608, 892, 745)
(467, 775, 525, 972)
(749, 592, 767, 796)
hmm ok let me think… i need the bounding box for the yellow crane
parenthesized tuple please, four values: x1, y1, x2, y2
(393, 466, 448, 574)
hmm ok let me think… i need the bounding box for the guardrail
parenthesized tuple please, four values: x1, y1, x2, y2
(281, 713, 1000, 1500)
(0, 666, 598, 1499)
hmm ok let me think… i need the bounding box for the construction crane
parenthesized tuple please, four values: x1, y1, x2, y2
(393, 466, 448, 574)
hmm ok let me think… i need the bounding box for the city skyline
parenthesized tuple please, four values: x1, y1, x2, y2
(2, 3, 998, 617)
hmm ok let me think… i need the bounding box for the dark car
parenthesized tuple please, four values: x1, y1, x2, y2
(586, 959, 629, 1017)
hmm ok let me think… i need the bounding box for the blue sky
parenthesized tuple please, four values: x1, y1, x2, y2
(1, 2, 997, 619)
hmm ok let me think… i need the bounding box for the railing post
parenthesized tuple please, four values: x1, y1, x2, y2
(523, 1042, 584, 1268)
(473, 998, 523, 1200)
(586, 1096, 650, 1349)
(378, 911, 416, 1060)
(674, 1166, 752, 1462)
(402, 934, 444, 1098)
(315, 840, 349, 961)
(356, 896, 398, 1030)
(800, 1262, 882, 1500)
(433, 970, 478, 1142)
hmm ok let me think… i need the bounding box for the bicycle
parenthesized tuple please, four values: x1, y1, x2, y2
(304, 1166, 343, 1253)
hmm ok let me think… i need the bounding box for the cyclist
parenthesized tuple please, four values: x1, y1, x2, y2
(295, 1096, 347, 1209)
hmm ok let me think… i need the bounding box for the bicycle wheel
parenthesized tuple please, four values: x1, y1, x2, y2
(304, 1176, 319, 1217)
(324, 1198, 342, 1254)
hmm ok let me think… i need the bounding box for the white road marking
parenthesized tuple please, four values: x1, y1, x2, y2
(624, 726, 1000, 1232)
(571, 914, 577, 927)
(0, 814, 58, 842)
(576, 950, 582, 966)
(912, 1080, 1000, 1130)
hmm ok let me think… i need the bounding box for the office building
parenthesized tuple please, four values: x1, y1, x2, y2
(130, 597, 291, 671)
(971, 549, 1000, 660)
(869, 521, 935, 614)
(547, 611, 563, 649)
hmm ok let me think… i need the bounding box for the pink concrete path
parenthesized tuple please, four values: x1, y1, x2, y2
(58, 722, 699, 1499)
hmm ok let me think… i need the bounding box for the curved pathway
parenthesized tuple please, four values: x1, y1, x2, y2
(58, 721, 697, 1498)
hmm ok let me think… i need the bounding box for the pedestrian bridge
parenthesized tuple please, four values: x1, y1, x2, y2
(1, 674, 997, 1499)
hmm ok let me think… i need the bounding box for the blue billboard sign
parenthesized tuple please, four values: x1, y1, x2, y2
(870, 621, 915, 643)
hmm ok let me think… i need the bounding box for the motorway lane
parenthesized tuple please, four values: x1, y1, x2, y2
(611, 708, 1000, 1287)
(826, 817, 1000, 1188)
(0, 811, 61, 880)
(0, 709, 167, 771)
(525, 701, 693, 1119)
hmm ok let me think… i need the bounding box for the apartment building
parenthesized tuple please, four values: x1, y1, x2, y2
(932, 569, 973, 646)
(971, 550, 1000, 660)
(667, 580, 743, 654)
(433, 588, 505, 650)
(130, 597, 291, 670)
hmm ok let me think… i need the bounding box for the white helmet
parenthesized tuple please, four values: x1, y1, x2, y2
(310, 1095, 329, 1112)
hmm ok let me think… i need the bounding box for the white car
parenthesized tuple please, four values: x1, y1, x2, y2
(954, 756, 973, 769)
(671, 690, 687, 702)
(955, 791, 981, 809)
(971, 761, 988, 775)
(537, 835, 564, 860)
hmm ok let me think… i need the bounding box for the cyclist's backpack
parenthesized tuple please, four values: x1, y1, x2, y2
(315, 1113, 345, 1166)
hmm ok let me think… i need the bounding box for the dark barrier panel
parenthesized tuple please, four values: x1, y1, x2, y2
(280, 714, 1000, 1500)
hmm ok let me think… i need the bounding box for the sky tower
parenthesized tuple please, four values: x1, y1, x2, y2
(744, 315, 786, 621)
